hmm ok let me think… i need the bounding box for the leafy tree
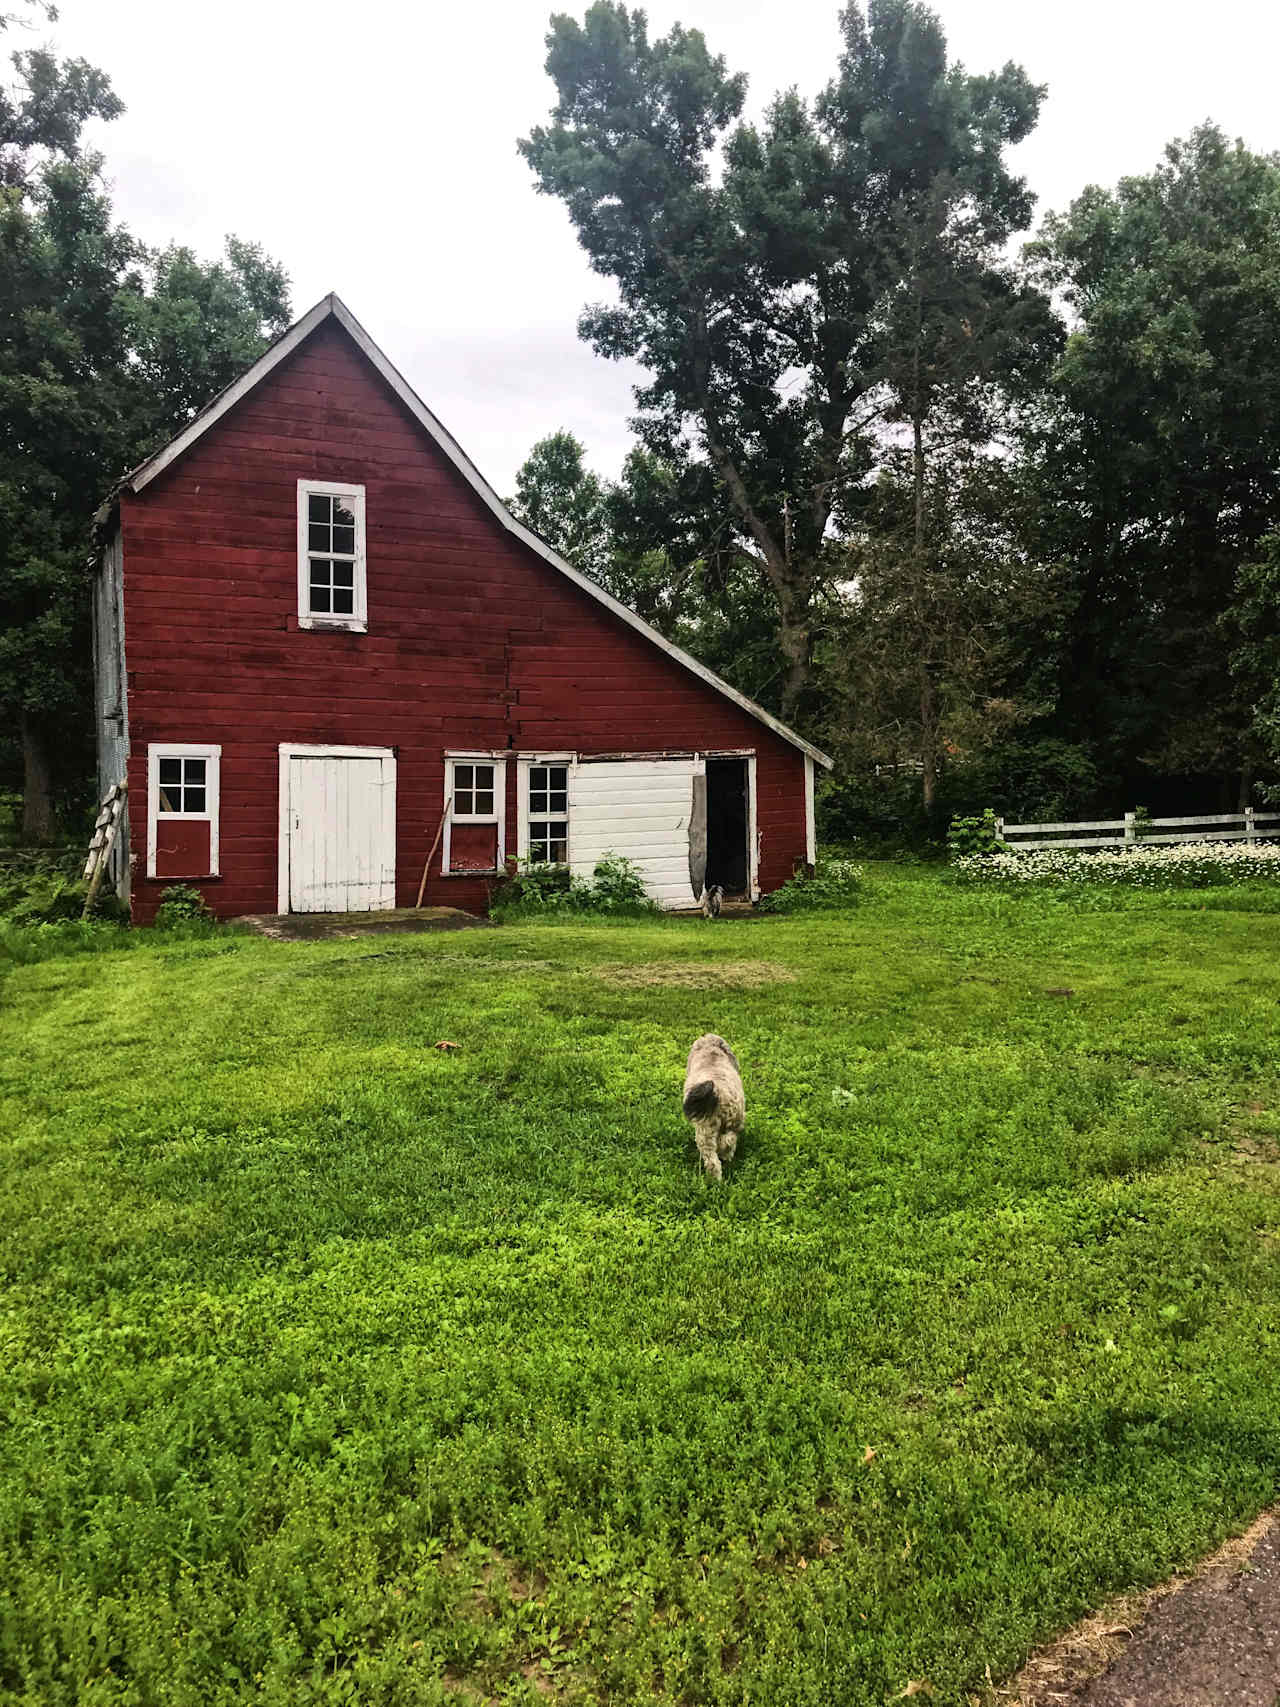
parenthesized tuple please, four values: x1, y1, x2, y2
(1030, 124, 1280, 799)
(853, 166, 1057, 808)
(507, 429, 611, 582)
(602, 446, 780, 689)
(1, 28, 289, 839)
(520, 0, 1044, 721)
(1, 156, 137, 838)
(822, 444, 1056, 806)
(127, 239, 290, 423)
(1, 2, 120, 186)
(1227, 534, 1280, 792)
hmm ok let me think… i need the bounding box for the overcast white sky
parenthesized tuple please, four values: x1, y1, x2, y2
(40, 0, 1280, 491)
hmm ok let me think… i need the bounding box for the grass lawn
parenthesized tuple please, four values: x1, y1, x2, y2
(3, 869, 1279, 1705)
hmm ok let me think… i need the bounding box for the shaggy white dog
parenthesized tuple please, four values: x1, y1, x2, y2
(682, 1033, 745, 1181)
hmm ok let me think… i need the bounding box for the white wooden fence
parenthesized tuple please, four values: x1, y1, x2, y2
(995, 808, 1280, 852)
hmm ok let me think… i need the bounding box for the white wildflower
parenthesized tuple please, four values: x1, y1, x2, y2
(952, 839, 1280, 888)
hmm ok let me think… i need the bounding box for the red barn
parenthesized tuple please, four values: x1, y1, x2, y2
(91, 295, 831, 922)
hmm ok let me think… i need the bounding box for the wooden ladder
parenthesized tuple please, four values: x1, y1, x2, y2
(82, 781, 128, 919)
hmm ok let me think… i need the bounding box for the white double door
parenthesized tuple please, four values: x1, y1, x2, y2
(284, 747, 396, 913)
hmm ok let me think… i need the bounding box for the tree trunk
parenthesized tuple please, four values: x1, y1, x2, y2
(21, 710, 56, 845)
(698, 390, 818, 725)
(912, 382, 938, 816)
(776, 581, 812, 724)
(920, 669, 938, 813)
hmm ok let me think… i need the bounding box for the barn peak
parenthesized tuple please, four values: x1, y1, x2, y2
(103, 292, 831, 769)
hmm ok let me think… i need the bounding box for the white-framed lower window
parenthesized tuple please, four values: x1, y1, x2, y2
(515, 753, 575, 865)
(442, 754, 506, 874)
(148, 743, 221, 878)
(297, 479, 367, 631)
(527, 762, 569, 863)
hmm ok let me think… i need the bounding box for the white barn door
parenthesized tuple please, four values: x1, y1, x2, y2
(284, 748, 396, 912)
(568, 758, 700, 910)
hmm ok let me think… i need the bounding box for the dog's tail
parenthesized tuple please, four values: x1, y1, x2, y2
(683, 1079, 719, 1119)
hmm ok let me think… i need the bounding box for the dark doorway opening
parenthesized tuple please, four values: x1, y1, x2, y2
(706, 758, 749, 895)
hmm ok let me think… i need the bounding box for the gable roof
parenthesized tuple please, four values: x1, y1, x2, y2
(108, 293, 833, 769)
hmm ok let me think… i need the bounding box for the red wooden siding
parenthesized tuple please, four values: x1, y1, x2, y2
(448, 823, 500, 872)
(120, 320, 808, 921)
(153, 820, 211, 879)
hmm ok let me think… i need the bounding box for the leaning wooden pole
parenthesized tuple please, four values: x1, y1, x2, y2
(415, 793, 453, 908)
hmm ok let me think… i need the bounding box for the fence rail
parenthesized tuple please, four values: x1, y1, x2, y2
(995, 807, 1280, 852)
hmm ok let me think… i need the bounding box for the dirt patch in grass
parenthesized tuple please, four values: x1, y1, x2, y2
(595, 959, 797, 989)
(441, 1550, 576, 1704)
(1009, 1507, 1279, 1705)
(1204, 1125, 1280, 1181)
(237, 907, 492, 940)
(443, 1547, 548, 1619)
(442, 1674, 496, 1705)
(1226, 1134, 1280, 1164)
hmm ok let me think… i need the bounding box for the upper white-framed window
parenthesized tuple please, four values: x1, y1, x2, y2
(147, 743, 221, 878)
(297, 479, 367, 632)
(442, 753, 507, 875)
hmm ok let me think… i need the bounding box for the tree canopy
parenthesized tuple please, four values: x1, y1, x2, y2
(6, 0, 1280, 850)
(0, 17, 290, 837)
(1027, 124, 1280, 797)
(516, 10, 1280, 836)
(521, 0, 1046, 722)
(507, 429, 611, 581)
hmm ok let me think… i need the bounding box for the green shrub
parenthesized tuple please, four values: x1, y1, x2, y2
(818, 739, 1102, 856)
(0, 852, 125, 924)
(946, 808, 1006, 859)
(490, 861, 573, 911)
(759, 855, 864, 913)
(586, 852, 651, 911)
(817, 770, 935, 856)
(152, 884, 214, 928)
(491, 853, 656, 919)
(1, 870, 86, 924)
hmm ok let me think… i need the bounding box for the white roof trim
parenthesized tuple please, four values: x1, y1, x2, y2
(122, 293, 834, 768)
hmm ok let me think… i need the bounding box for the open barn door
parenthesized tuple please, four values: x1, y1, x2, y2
(705, 758, 749, 895)
(568, 758, 700, 910)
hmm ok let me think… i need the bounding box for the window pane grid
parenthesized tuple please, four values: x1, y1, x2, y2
(529, 765, 568, 816)
(528, 766, 569, 863)
(157, 756, 208, 814)
(308, 557, 355, 615)
(452, 762, 495, 819)
(529, 819, 568, 863)
(304, 489, 360, 621)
